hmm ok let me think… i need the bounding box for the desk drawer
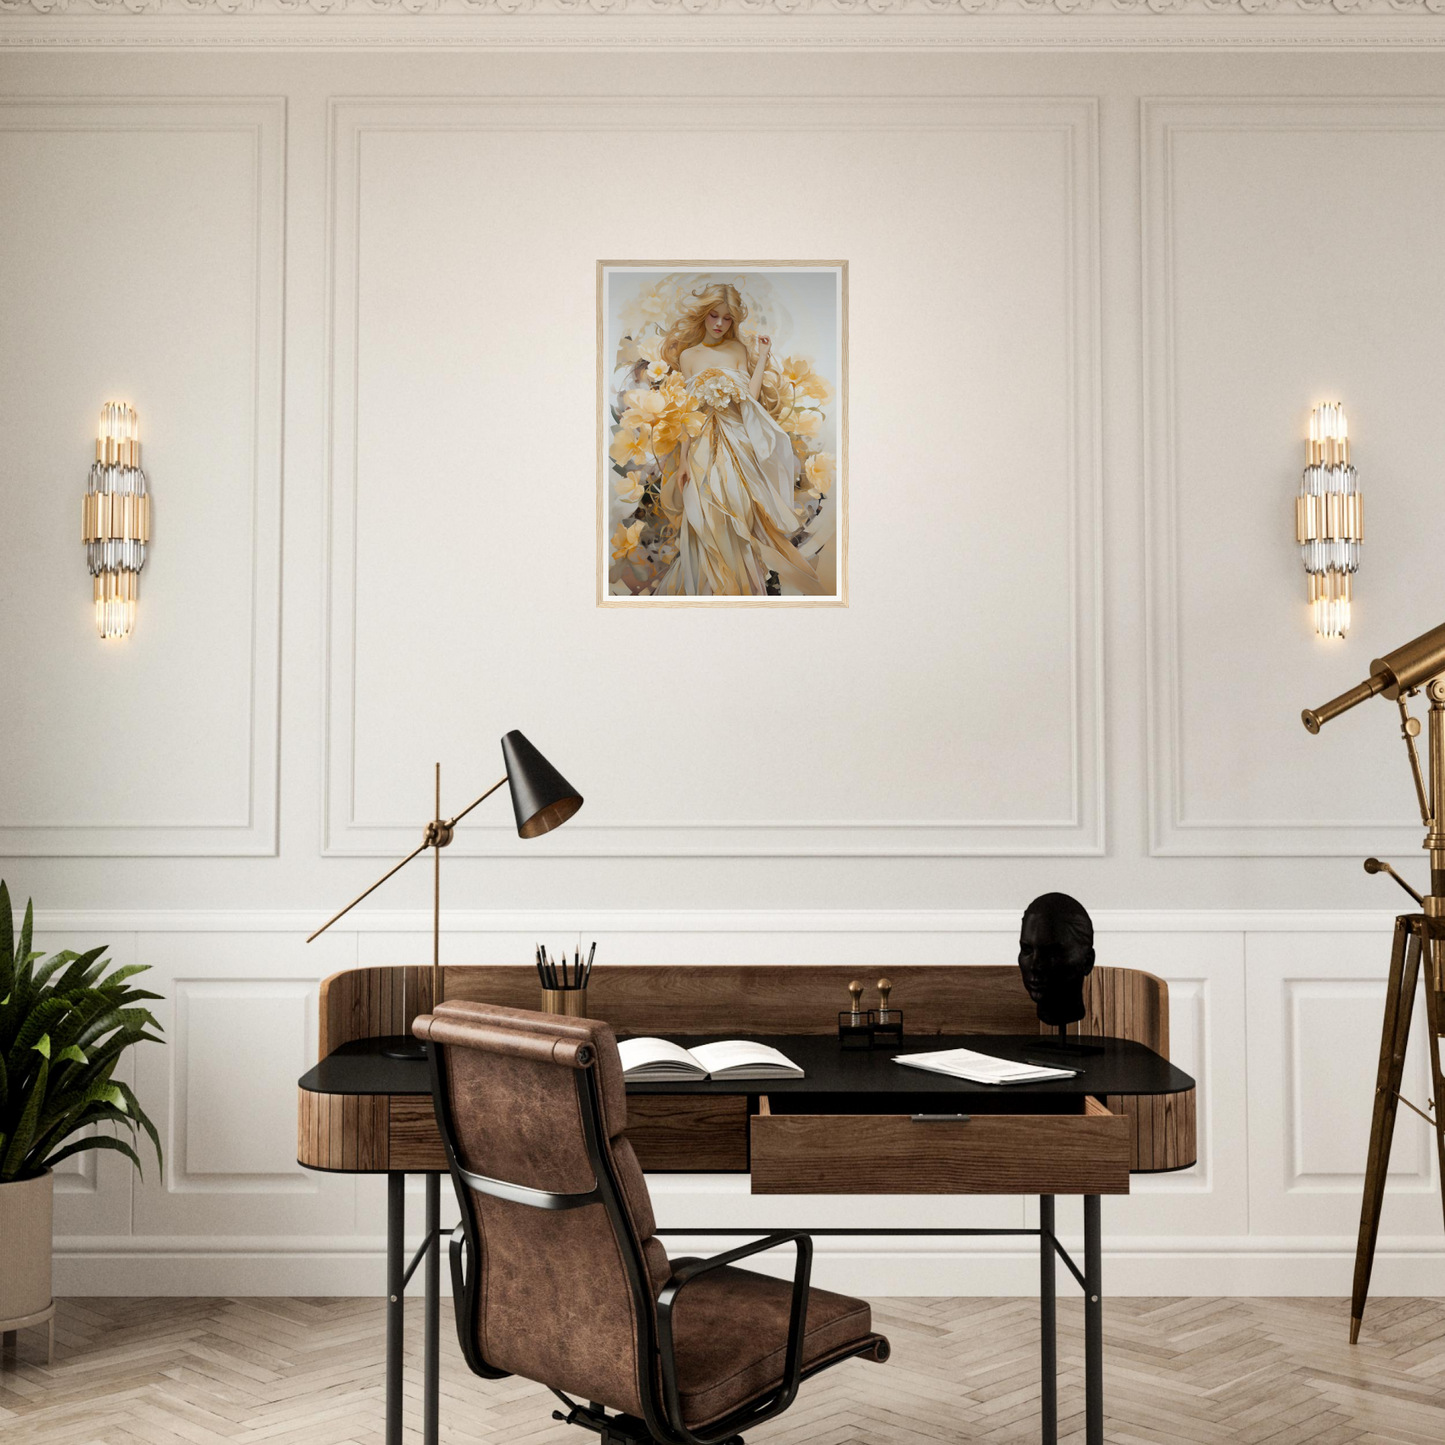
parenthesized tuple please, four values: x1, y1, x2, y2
(750, 1095, 1130, 1195)
(625, 1094, 749, 1172)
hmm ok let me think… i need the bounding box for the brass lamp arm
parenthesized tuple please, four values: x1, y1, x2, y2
(306, 838, 432, 943)
(445, 775, 508, 831)
(305, 773, 507, 944)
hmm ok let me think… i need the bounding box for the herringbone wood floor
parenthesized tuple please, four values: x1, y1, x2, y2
(2, 1296, 1444, 1444)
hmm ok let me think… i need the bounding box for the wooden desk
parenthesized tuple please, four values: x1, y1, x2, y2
(297, 965, 1195, 1445)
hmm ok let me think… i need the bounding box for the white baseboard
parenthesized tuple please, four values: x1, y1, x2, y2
(52, 1236, 1445, 1299)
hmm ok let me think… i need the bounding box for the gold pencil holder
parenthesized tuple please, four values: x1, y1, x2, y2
(541, 987, 588, 1017)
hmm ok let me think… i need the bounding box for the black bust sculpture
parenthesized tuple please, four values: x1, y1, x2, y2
(1018, 892, 1096, 1029)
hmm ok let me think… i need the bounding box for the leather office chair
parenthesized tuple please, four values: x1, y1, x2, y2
(413, 1001, 889, 1445)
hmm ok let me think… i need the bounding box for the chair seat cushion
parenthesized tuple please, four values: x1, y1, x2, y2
(665, 1262, 884, 1428)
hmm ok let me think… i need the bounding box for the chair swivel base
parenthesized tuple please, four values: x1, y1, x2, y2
(552, 1398, 741, 1445)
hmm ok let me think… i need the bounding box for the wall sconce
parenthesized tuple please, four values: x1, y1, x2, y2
(82, 402, 150, 640)
(1297, 401, 1362, 640)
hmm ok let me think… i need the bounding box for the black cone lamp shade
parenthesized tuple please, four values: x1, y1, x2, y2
(502, 730, 584, 839)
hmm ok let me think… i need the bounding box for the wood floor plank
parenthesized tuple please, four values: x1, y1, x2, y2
(1, 1297, 1443, 1443)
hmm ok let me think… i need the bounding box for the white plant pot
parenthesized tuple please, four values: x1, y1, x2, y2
(0, 1170, 54, 1327)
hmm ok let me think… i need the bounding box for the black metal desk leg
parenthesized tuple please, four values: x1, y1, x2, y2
(425, 1173, 440, 1445)
(1083, 1194, 1103, 1445)
(1040, 1195, 1057, 1445)
(386, 1172, 405, 1445)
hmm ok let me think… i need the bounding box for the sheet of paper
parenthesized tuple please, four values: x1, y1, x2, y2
(894, 1047, 1077, 1085)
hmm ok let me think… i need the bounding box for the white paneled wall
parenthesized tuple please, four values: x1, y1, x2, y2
(7, 42, 1445, 1298)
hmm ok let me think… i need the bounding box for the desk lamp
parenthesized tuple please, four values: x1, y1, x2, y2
(307, 729, 583, 1058)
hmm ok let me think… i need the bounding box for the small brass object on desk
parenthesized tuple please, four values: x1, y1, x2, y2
(838, 979, 871, 1049)
(870, 976, 904, 1048)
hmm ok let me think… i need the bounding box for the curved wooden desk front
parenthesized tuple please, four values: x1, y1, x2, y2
(297, 964, 1196, 1182)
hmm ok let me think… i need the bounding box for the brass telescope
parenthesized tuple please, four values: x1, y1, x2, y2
(1302, 618, 1445, 732)
(1302, 617, 1445, 1346)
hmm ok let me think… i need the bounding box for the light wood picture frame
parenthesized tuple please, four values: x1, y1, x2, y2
(597, 260, 848, 607)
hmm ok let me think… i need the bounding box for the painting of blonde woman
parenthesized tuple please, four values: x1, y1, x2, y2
(599, 263, 845, 604)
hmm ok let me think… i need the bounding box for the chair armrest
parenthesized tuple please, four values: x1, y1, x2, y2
(654, 1232, 814, 1445)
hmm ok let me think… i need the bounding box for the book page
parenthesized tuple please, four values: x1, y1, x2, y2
(690, 1041, 802, 1074)
(617, 1037, 704, 1074)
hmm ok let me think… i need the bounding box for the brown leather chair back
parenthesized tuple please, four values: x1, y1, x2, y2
(413, 1001, 671, 1417)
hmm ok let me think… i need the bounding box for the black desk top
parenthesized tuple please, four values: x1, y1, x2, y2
(299, 1034, 1194, 1100)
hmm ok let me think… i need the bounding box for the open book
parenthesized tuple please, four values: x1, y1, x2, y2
(617, 1037, 804, 1083)
(894, 1047, 1077, 1085)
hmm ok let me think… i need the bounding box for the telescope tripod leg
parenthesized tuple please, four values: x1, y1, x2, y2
(1420, 930, 1445, 1255)
(1350, 917, 1422, 1343)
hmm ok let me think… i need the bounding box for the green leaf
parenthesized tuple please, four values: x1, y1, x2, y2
(17, 898, 32, 985)
(40, 1133, 143, 1176)
(1, 1050, 47, 1180)
(8, 997, 71, 1072)
(33, 1033, 50, 1060)
(90, 963, 152, 990)
(111, 1080, 163, 1174)
(55, 1045, 87, 1066)
(0, 880, 12, 988)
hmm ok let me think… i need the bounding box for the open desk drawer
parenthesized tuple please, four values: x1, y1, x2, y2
(750, 1093, 1131, 1195)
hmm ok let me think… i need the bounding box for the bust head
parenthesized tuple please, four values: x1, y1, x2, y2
(1018, 892, 1096, 1027)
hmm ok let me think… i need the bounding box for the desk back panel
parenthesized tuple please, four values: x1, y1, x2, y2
(318, 964, 1168, 1056)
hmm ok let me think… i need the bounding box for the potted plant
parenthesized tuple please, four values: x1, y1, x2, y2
(0, 881, 164, 1343)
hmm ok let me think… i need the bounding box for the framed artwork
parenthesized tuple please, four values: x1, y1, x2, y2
(597, 261, 847, 606)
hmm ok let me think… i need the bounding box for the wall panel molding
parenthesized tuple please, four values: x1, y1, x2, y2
(9, 9, 1445, 56)
(1142, 97, 1445, 858)
(0, 97, 285, 857)
(323, 96, 1103, 858)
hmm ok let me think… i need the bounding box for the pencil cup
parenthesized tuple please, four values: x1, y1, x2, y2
(542, 987, 588, 1017)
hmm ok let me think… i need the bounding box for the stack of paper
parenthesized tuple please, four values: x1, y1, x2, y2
(893, 1048, 1077, 1085)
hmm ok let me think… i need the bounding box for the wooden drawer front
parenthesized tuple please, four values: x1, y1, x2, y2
(625, 1095, 749, 1172)
(750, 1097, 1131, 1196)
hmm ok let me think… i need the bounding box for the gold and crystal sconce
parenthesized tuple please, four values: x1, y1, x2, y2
(1297, 402, 1362, 640)
(83, 403, 150, 640)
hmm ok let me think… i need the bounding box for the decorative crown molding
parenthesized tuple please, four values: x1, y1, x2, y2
(5, 0, 1445, 15)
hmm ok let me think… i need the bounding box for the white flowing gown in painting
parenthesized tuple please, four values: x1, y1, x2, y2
(655, 367, 825, 597)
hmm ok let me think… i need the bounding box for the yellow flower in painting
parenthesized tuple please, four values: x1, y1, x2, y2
(609, 424, 652, 468)
(615, 470, 647, 508)
(653, 405, 704, 456)
(803, 451, 836, 499)
(636, 332, 667, 365)
(781, 408, 822, 440)
(646, 359, 670, 384)
(619, 387, 669, 432)
(611, 520, 647, 565)
(778, 355, 814, 387)
(778, 355, 833, 405)
(800, 372, 833, 404)
(650, 375, 705, 455)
